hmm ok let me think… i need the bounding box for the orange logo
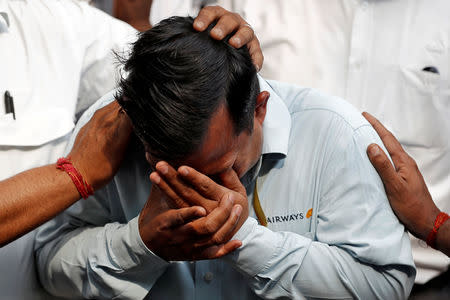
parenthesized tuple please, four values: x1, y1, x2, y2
(306, 208, 313, 219)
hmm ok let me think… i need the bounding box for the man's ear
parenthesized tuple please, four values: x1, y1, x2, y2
(255, 91, 270, 125)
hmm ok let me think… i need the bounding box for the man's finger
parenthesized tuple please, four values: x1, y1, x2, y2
(362, 112, 405, 164)
(195, 204, 242, 247)
(115, 102, 133, 133)
(156, 162, 211, 208)
(150, 172, 190, 209)
(193, 6, 226, 32)
(165, 206, 207, 229)
(197, 240, 242, 259)
(209, 13, 241, 40)
(220, 169, 246, 194)
(246, 38, 264, 72)
(228, 23, 254, 48)
(189, 193, 234, 235)
(367, 144, 401, 194)
(103, 102, 133, 145)
(178, 165, 226, 199)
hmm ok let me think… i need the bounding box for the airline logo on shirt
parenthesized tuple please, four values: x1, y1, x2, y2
(266, 208, 313, 224)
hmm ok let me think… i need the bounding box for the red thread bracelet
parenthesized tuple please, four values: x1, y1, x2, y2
(57, 157, 94, 199)
(426, 212, 449, 249)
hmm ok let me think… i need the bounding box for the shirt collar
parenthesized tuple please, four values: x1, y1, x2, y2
(258, 75, 291, 157)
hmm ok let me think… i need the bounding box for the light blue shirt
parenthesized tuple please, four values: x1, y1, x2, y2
(35, 78, 415, 299)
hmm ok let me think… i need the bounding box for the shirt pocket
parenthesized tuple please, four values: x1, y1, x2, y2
(395, 49, 449, 149)
(0, 89, 75, 146)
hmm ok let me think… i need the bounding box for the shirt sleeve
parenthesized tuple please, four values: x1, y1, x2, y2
(75, 2, 137, 118)
(224, 121, 416, 299)
(34, 96, 168, 300)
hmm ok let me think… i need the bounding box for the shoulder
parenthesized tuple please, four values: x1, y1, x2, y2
(268, 80, 369, 132)
(266, 81, 383, 163)
(296, 89, 369, 131)
(267, 80, 372, 142)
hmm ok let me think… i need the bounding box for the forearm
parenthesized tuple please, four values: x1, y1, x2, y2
(36, 217, 168, 299)
(436, 215, 450, 256)
(225, 218, 414, 299)
(0, 164, 80, 246)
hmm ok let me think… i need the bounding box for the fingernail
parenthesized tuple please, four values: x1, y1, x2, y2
(212, 28, 224, 39)
(234, 205, 242, 217)
(159, 164, 168, 174)
(368, 144, 380, 157)
(195, 20, 204, 29)
(150, 173, 160, 184)
(198, 207, 206, 215)
(179, 167, 188, 176)
(231, 37, 241, 47)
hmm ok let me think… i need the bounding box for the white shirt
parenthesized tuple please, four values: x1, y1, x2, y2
(0, 1, 136, 299)
(35, 79, 415, 299)
(151, 0, 450, 283)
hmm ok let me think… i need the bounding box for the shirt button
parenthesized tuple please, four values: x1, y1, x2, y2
(203, 272, 214, 282)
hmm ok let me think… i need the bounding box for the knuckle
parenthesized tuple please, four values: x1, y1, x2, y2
(212, 234, 223, 245)
(391, 181, 405, 196)
(174, 211, 185, 225)
(222, 193, 234, 208)
(198, 182, 210, 194)
(381, 159, 392, 171)
(375, 157, 391, 173)
(175, 198, 189, 208)
(406, 155, 418, 169)
(401, 154, 413, 169)
(204, 220, 218, 234)
(200, 5, 213, 14)
(244, 25, 254, 36)
(231, 12, 241, 21)
(181, 189, 195, 200)
(206, 5, 222, 16)
(219, 13, 234, 26)
(191, 223, 204, 235)
(160, 219, 170, 230)
(184, 222, 194, 233)
(212, 5, 224, 13)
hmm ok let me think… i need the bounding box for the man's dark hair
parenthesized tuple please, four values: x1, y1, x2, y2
(116, 16, 259, 163)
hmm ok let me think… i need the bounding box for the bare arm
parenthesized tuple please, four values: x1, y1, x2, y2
(363, 112, 449, 256)
(0, 101, 132, 247)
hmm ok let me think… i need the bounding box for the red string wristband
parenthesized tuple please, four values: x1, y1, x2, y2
(426, 212, 450, 249)
(57, 157, 94, 199)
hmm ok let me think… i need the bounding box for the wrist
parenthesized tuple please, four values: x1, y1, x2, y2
(56, 157, 93, 199)
(426, 211, 450, 249)
(70, 159, 98, 191)
(435, 217, 450, 254)
(415, 205, 441, 241)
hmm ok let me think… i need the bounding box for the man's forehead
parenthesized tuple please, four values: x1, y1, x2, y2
(183, 104, 239, 175)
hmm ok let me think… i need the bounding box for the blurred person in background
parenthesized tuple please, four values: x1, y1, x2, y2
(88, 0, 152, 32)
(150, 1, 450, 297)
